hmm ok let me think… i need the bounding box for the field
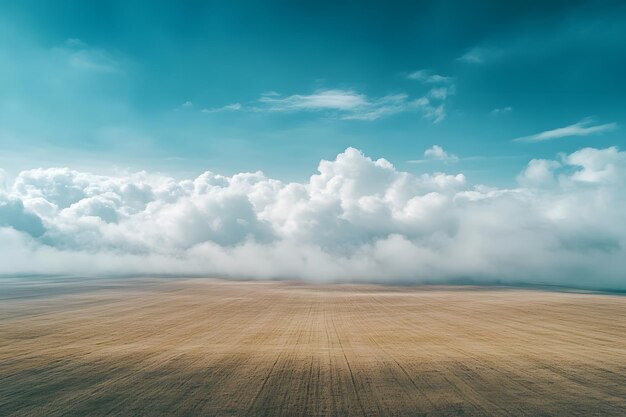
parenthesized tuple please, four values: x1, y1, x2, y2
(1, 277, 625, 416)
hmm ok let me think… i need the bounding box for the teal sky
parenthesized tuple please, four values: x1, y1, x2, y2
(1, 0, 625, 185)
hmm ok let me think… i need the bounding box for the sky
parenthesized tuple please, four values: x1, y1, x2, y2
(1, 1, 626, 288)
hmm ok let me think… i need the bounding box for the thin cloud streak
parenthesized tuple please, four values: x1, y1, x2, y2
(201, 103, 242, 113)
(407, 70, 453, 84)
(457, 47, 490, 64)
(257, 89, 450, 122)
(514, 118, 618, 142)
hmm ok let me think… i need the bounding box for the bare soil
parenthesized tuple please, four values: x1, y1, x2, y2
(1, 277, 625, 416)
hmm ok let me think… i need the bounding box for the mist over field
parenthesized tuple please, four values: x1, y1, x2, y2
(1, 145, 625, 289)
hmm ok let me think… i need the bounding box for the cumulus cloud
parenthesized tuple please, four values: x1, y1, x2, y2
(424, 145, 459, 163)
(408, 145, 459, 164)
(1, 146, 626, 289)
(514, 118, 618, 142)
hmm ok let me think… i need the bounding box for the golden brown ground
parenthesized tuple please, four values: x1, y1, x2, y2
(1, 277, 625, 416)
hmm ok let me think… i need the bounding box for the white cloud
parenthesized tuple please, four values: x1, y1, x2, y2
(2, 146, 626, 289)
(424, 145, 459, 163)
(491, 106, 512, 115)
(259, 89, 409, 121)
(202, 103, 242, 113)
(403, 70, 455, 122)
(0, 168, 7, 191)
(182, 101, 193, 108)
(428, 85, 456, 100)
(457, 47, 492, 64)
(340, 94, 408, 121)
(411, 98, 446, 123)
(259, 89, 368, 112)
(257, 89, 448, 123)
(408, 145, 459, 164)
(517, 159, 560, 187)
(514, 118, 618, 142)
(407, 70, 453, 84)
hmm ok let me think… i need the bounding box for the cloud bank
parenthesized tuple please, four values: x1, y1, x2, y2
(1, 146, 625, 289)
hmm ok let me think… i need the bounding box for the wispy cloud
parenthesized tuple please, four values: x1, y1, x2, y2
(256, 85, 454, 123)
(407, 69, 453, 84)
(54, 38, 121, 73)
(513, 118, 618, 142)
(340, 94, 409, 121)
(258, 89, 409, 121)
(260, 89, 368, 112)
(412, 98, 446, 124)
(408, 145, 459, 164)
(428, 85, 456, 100)
(457, 47, 493, 64)
(201, 103, 242, 113)
(491, 106, 512, 115)
(404, 70, 455, 122)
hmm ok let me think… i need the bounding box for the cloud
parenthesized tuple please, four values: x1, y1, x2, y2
(259, 89, 368, 112)
(408, 145, 459, 164)
(2, 146, 626, 289)
(232, 73, 458, 122)
(411, 97, 446, 123)
(491, 106, 512, 115)
(424, 145, 459, 163)
(340, 94, 409, 121)
(407, 70, 453, 84)
(257, 89, 449, 123)
(457, 47, 493, 64)
(53, 39, 121, 73)
(0, 168, 7, 190)
(514, 118, 618, 142)
(403, 70, 455, 122)
(258, 89, 407, 121)
(202, 103, 242, 113)
(182, 101, 193, 108)
(0, 195, 45, 237)
(428, 85, 456, 100)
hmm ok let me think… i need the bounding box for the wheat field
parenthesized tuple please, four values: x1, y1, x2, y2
(1, 277, 625, 416)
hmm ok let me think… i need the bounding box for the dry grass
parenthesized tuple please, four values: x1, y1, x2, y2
(1, 277, 625, 416)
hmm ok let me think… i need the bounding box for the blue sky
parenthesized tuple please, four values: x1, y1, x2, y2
(1, 0, 625, 184)
(2, 1, 626, 287)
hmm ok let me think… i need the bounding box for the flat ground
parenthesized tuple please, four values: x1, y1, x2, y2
(1, 277, 625, 416)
